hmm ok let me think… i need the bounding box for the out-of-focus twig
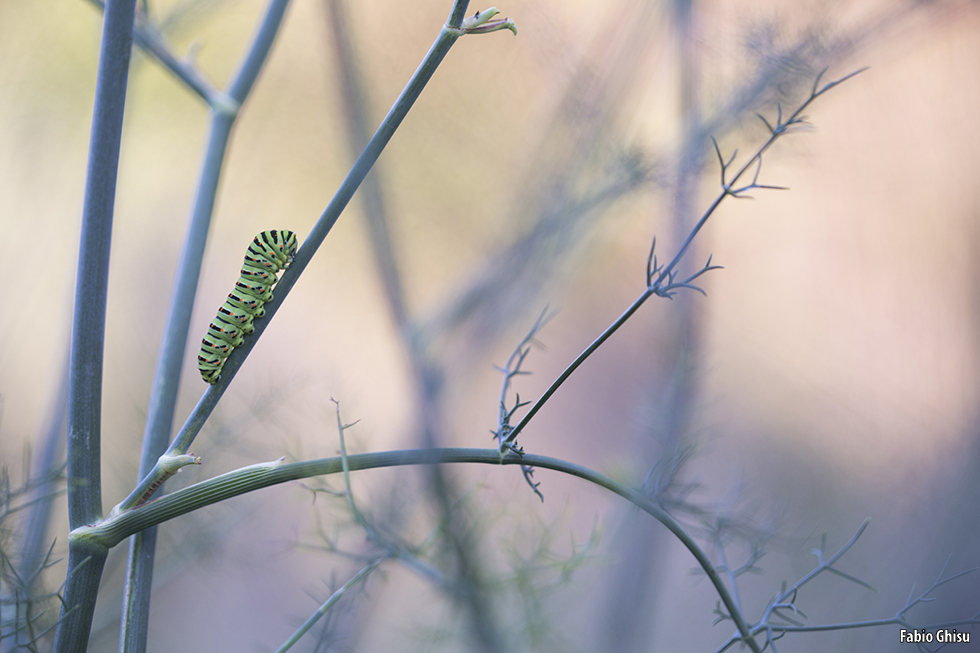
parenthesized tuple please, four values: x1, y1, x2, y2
(86, 0, 238, 112)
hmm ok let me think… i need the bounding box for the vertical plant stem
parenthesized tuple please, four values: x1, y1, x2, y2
(56, 0, 138, 649)
(119, 1, 292, 651)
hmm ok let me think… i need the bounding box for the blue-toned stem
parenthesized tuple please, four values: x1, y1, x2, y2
(68, 0, 136, 532)
(131, 118, 232, 495)
(505, 71, 862, 448)
(52, 542, 110, 653)
(507, 287, 655, 442)
(225, 0, 293, 104)
(447, 0, 472, 28)
(58, 0, 138, 648)
(120, 1, 292, 651)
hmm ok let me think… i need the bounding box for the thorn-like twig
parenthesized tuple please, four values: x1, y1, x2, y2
(755, 111, 775, 135)
(491, 307, 554, 499)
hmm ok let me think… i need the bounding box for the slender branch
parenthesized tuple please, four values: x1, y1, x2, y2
(507, 286, 656, 442)
(86, 0, 237, 112)
(493, 308, 554, 499)
(273, 559, 381, 653)
(504, 69, 864, 446)
(494, 307, 552, 455)
(332, 399, 361, 519)
(320, 401, 443, 582)
(652, 67, 865, 296)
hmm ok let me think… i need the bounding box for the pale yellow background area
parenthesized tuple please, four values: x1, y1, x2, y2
(1, 0, 979, 651)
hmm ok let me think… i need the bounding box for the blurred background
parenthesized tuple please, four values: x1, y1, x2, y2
(2, 0, 980, 650)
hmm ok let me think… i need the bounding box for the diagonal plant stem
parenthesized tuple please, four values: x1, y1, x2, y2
(273, 559, 382, 653)
(55, 0, 139, 649)
(118, 1, 293, 650)
(503, 68, 865, 448)
(112, 0, 498, 518)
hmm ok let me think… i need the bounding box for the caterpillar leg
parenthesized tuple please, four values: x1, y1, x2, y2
(217, 300, 256, 335)
(207, 316, 245, 347)
(198, 351, 224, 385)
(201, 334, 233, 357)
(226, 288, 266, 317)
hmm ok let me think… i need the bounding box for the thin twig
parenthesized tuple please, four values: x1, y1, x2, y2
(503, 68, 865, 448)
(86, 0, 237, 112)
(273, 559, 381, 653)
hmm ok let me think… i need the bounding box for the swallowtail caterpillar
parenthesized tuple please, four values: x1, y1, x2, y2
(198, 230, 298, 384)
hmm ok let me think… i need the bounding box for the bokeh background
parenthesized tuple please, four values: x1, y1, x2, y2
(2, 0, 980, 651)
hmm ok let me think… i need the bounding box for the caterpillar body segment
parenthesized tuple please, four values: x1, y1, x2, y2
(207, 317, 246, 347)
(240, 262, 276, 286)
(245, 238, 293, 272)
(251, 229, 297, 268)
(198, 230, 298, 384)
(198, 353, 224, 384)
(234, 277, 273, 301)
(200, 333, 234, 357)
(216, 301, 255, 333)
(225, 288, 266, 317)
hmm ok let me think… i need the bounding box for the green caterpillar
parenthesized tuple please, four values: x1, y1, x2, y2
(198, 230, 298, 384)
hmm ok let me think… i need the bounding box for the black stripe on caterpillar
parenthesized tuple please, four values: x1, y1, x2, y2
(198, 230, 298, 384)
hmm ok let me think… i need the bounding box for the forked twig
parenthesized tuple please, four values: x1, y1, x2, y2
(492, 307, 554, 499)
(502, 69, 866, 453)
